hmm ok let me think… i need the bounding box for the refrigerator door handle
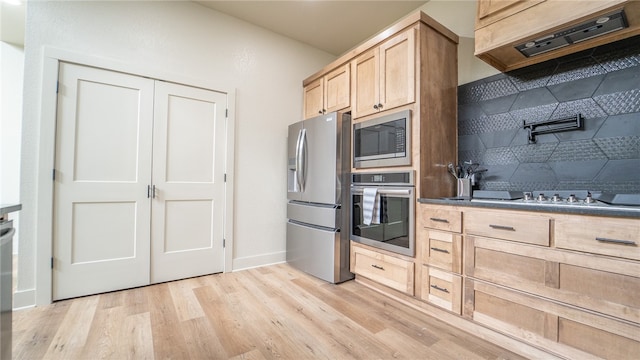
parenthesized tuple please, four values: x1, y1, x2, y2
(295, 129, 304, 191)
(299, 128, 308, 192)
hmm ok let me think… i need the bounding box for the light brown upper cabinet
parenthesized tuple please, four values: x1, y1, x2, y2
(351, 27, 416, 119)
(303, 64, 350, 119)
(476, 0, 545, 29)
(475, 0, 640, 71)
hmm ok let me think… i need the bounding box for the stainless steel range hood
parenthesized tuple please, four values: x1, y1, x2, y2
(515, 10, 628, 57)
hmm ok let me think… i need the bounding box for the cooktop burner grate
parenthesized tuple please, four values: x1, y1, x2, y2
(471, 190, 640, 207)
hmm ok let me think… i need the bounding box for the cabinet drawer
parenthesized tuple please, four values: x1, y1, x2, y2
(464, 209, 550, 246)
(418, 204, 462, 233)
(555, 214, 640, 261)
(559, 317, 640, 360)
(419, 229, 462, 273)
(465, 236, 640, 324)
(420, 266, 462, 315)
(466, 280, 640, 359)
(351, 244, 414, 295)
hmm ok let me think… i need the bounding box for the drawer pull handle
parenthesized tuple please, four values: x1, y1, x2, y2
(489, 224, 515, 231)
(429, 217, 449, 223)
(430, 284, 450, 293)
(430, 247, 450, 254)
(595, 237, 637, 246)
(371, 264, 385, 271)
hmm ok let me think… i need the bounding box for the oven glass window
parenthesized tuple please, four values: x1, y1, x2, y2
(351, 194, 410, 250)
(354, 119, 406, 160)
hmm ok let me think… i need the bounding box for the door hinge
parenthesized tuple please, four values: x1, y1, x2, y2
(225, 108, 228, 117)
(52, 169, 56, 180)
(51, 257, 54, 269)
(223, 238, 226, 248)
(224, 173, 227, 182)
(56, 81, 59, 94)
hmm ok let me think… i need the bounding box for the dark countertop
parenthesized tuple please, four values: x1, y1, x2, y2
(0, 204, 22, 216)
(418, 198, 640, 218)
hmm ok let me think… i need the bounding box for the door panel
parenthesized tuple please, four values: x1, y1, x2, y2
(163, 200, 214, 252)
(151, 81, 226, 283)
(73, 80, 140, 182)
(165, 95, 215, 183)
(53, 62, 153, 300)
(352, 50, 378, 118)
(71, 202, 136, 263)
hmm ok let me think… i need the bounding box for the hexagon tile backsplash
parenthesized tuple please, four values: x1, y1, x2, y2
(458, 35, 640, 194)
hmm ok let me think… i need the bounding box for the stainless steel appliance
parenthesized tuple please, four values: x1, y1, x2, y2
(471, 190, 640, 212)
(0, 205, 20, 360)
(353, 109, 411, 169)
(350, 171, 415, 256)
(515, 10, 628, 57)
(286, 111, 354, 283)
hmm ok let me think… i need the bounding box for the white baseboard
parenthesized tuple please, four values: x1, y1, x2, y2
(13, 288, 36, 309)
(232, 251, 286, 271)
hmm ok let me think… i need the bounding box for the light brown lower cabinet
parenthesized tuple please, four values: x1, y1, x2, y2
(420, 265, 462, 314)
(464, 235, 640, 324)
(350, 243, 415, 295)
(555, 213, 640, 261)
(359, 203, 640, 359)
(465, 279, 640, 360)
(419, 229, 462, 273)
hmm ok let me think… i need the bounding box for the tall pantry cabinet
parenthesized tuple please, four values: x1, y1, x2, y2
(302, 11, 459, 201)
(300, 10, 458, 306)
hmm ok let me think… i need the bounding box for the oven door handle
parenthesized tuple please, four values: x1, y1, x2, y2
(351, 188, 412, 196)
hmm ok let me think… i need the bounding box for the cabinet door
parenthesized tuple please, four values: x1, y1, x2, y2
(351, 49, 379, 118)
(464, 209, 550, 246)
(303, 77, 324, 119)
(421, 266, 462, 314)
(379, 27, 415, 112)
(465, 235, 640, 324)
(419, 229, 462, 274)
(467, 280, 640, 360)
(476, 0, 545, 27)
(555, 214, 640, 261)
(417, 204, 462, 233)
(351, 243, 415, 295)
(324, 64, 350, 114)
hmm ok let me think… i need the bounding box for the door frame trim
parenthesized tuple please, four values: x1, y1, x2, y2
(35, 47, 236, 305)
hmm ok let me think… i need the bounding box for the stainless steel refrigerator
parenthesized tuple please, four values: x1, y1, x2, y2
(286, 111, 354, 283)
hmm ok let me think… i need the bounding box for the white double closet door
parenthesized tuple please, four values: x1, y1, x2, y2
(53, 62, 226, 300)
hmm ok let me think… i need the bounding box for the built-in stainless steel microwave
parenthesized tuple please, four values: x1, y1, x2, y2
(353, 110, 411, 168)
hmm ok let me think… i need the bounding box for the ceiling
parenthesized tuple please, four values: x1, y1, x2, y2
(195, 0, 430, 56)
(1, 1, 477, 56)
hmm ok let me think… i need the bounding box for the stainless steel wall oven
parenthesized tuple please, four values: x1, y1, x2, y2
(350, 171, 415, 257)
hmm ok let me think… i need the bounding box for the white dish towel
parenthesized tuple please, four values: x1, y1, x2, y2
(362, 187, 381, 225)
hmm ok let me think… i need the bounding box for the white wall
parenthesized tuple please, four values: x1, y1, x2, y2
(21, 0, 336, 306)
(0, 41, 23, 251)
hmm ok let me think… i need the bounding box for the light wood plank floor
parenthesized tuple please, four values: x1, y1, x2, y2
(12, 264, 527, 359)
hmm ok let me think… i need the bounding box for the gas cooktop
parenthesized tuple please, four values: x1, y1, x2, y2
(471, 190, 640, 211)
